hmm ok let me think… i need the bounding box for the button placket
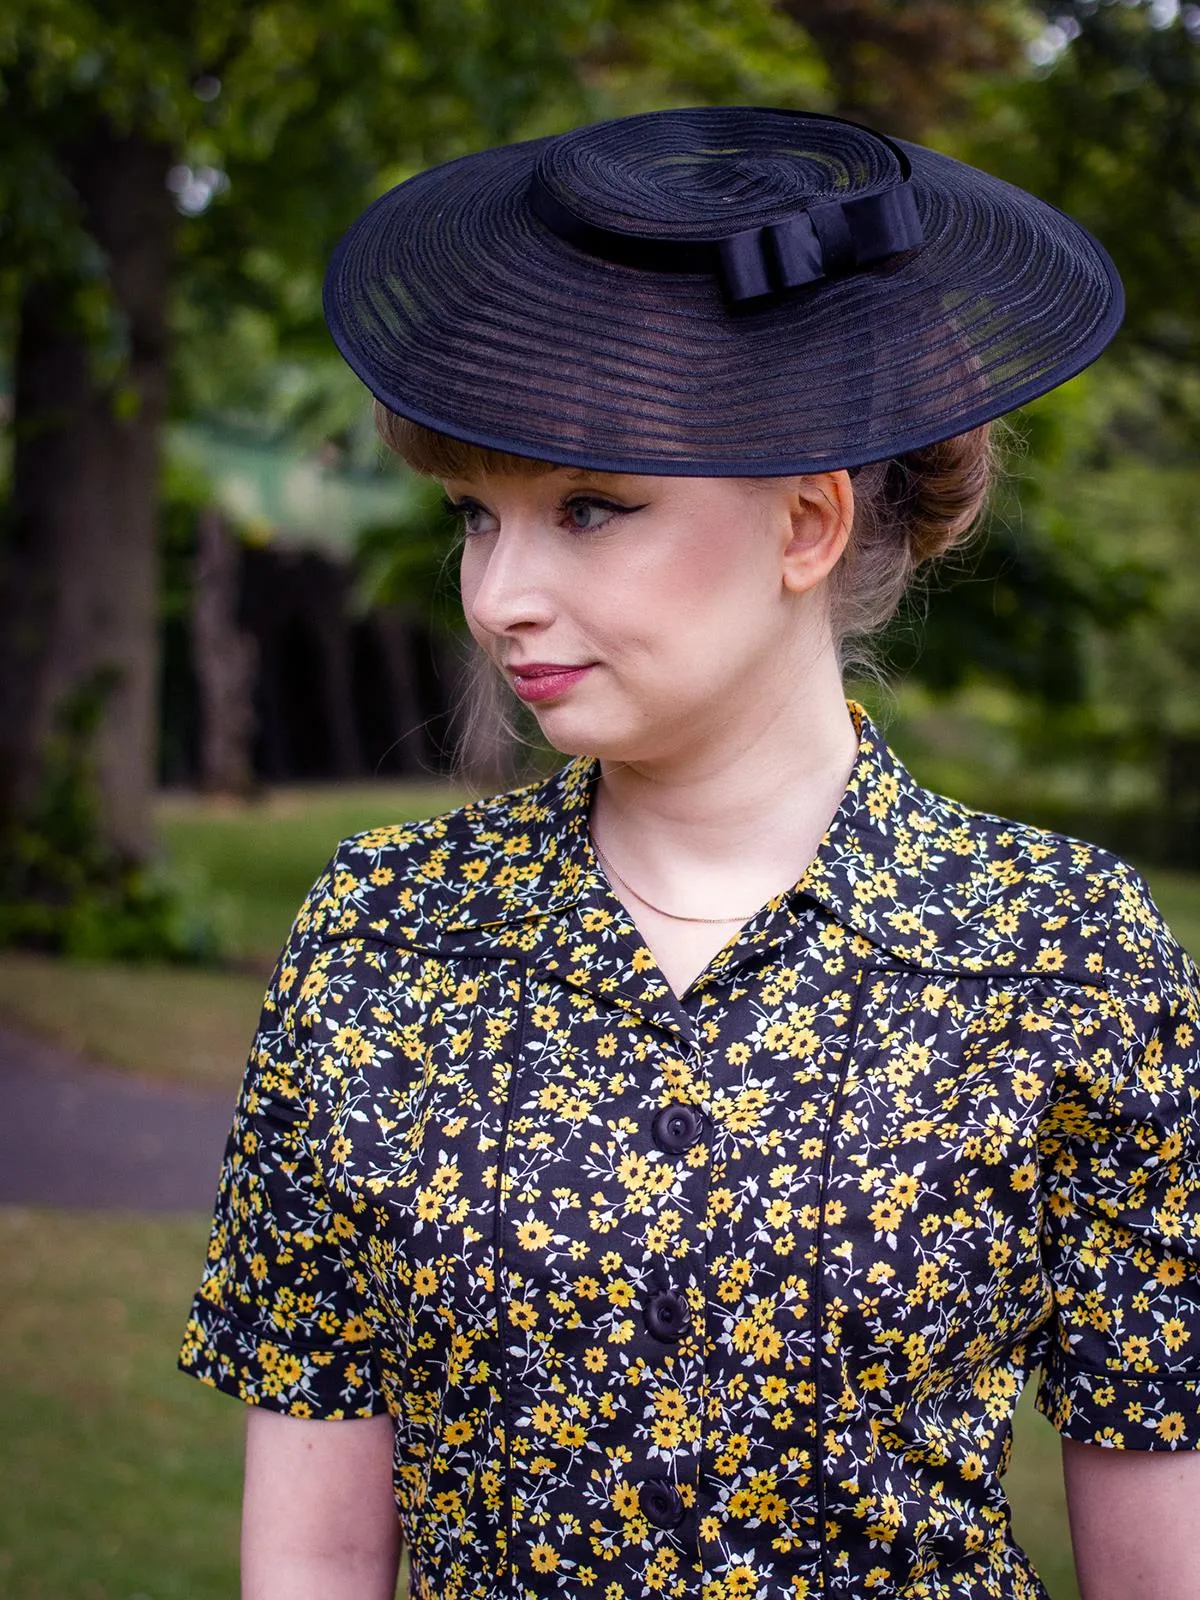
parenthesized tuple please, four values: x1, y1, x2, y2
(652, 1102, 706, 1154)
(639, 1477, 686, 1530)
(644, 1286, 691, 1342)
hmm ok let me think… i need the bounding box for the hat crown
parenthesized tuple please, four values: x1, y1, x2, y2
(533, 107, 906, 242)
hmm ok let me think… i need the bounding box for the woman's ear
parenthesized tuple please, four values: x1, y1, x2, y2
(780, 471, 854, 595)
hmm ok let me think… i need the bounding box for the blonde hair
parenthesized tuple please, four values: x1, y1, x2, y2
(375, 402, 996, 777)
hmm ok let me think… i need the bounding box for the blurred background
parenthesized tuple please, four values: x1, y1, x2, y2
(1, 1, 1198, 1595)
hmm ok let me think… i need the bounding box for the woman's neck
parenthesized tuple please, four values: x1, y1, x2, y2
(588, 660, 859, 917)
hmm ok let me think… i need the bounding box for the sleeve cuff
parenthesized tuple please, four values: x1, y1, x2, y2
(178, 1293, 390, 1419)
(1036, 1360, 1200, 1449)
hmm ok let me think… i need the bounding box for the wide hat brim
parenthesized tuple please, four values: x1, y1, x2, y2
(323, 107, 1124, 475)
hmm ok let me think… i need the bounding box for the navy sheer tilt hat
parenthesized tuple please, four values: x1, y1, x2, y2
(323, 106, 1124, 476)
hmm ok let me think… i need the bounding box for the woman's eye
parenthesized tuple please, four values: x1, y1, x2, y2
(443, 497, 497, 537)
(562, 496, 621, 532)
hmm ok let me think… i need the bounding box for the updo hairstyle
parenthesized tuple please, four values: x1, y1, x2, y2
(375, 401, 995, 664)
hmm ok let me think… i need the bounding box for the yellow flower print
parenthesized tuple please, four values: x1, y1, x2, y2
(1161, 1316, 1190, 1351)
(530, 1401, 561, 1434)
(1120, 1336, 1155, 1371)
(650, 1418, 682, 1449)
(869, 1199, 903, 1234)
(1156, 1412, 1187, 1442)
(517, 1219, 554, 1251)
(1012, 1070, 1041, 1103)
(653, 1388, 688, 1421)
(180, 718, 1200, 1598)
(509, 1300, 536, 1331)
(298, 967, 326, 1000)
(611, 1483, 640, 1519)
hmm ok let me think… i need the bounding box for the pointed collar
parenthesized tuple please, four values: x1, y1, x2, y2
(428, 703, 964, 973)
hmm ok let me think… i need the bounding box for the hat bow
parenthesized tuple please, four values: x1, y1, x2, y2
(527, 148, 924, 307)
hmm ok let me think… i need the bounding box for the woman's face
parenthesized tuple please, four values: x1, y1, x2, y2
(449, 467, 847, 766)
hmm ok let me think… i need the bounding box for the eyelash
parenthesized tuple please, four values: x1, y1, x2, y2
(442, 494, 635, 537)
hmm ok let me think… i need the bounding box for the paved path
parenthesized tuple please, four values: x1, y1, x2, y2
(0, 1022, 235, 1211)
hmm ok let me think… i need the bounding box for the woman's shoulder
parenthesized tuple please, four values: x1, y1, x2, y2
(905, 775, 1197, 997)
(280, 759, 593, 964)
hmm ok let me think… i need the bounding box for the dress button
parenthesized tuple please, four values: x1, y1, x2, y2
(652, 1104, 705, 1153)
(644, 1288, 690, 1342)
(639, 1478, 685, 1529)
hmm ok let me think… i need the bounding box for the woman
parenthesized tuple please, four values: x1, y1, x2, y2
(179, 109, 1200, 1598)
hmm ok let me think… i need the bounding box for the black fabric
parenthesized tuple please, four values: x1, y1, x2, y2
(323, 105, 1124, 475)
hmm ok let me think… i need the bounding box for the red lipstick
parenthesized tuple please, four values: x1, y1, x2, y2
(509, 662, 594, 703)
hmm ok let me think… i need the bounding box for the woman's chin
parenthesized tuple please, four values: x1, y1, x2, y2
(527, 706, 637, 763)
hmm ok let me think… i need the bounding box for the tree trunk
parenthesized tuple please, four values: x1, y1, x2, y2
(0, 121, 174, 864)
(192, 508, 258, 796)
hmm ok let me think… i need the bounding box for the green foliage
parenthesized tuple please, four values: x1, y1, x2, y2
(975, 1, 1200, 385)
(5, 0, 1200, 854)
(889, 386, 1161, 707)
(354, 480, 464, 632)
(775, 0, 1035, 139)
(0, 674, 229, 962)
(875, 359, 1200, 862)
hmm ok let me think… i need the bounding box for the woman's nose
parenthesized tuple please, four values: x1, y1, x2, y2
(460, 515, 560, 633)
(462, 522, 557, 637)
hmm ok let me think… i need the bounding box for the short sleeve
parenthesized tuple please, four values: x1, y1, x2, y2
(1037, 870, 1200, 1448)
(177, 854, 388, 1418)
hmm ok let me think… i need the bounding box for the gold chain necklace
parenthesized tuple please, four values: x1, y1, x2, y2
(590, 837, 756, 925)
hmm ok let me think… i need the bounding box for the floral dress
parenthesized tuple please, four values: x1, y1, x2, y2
(179, 707, 1200, 1599)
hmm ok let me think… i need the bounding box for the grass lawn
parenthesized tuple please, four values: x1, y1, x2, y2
(0, 1208, 244, 1599)
(0, 1207, 1074, 1599)
(0, 951, 266, 1091)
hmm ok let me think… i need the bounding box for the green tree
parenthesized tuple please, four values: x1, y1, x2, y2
(974, 0, 1200, 397)
(0, 0, 824, 938)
